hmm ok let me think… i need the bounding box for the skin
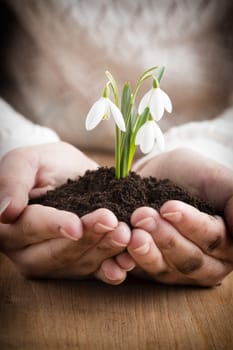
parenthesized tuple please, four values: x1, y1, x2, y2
(0, 144, 233, 286)
(127, 149, 233, 286)
(0, 142, 135, 285)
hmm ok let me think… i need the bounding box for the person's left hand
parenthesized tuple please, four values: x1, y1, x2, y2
(120, 149, 233, 287)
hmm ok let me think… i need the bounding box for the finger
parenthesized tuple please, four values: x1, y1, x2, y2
(0, 148, 36, 222)
(79, 208, 118, 250)
(160, 200, 233, 262)
(94, 258, 127, 285)
(132, 207, 232, 286)
(56, 209, 124, 274)
(0, 204, 83, 252)
(9, 237, 75, 278)
(128, 228, 168, 277)
(1, 206, 117, 254)
(133, 207, 205, 274)
(75, 222, 131, 275)
(115, 252, 136, 271)
(131, 206, 158, 227)
(131, 207, 168, 276)
(10, 208, 119, 277)
(12, 221, 130, 279)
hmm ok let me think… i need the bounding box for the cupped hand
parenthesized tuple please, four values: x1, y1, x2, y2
(0, 142, 134, 284)
(126, 149, 233, 286)
(0, 205, 132, 283)
(0, 141, 98, 222)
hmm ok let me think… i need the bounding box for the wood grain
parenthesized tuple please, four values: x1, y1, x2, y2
(1, 254, 233, 350)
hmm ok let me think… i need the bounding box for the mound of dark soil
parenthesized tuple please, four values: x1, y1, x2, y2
(29, 167, 217, 226)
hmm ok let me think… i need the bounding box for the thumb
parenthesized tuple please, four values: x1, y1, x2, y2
(0, 148, 36, 222)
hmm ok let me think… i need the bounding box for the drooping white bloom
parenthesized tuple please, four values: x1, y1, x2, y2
(85, 97, 126, 132)
(138, 87, 172, 121)
(135, 120, 164, 154)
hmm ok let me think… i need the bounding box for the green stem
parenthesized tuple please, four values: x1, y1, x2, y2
(119, 72, 153, 155)
(127, 143, 136, 173)
(120, 127, 131, 177)
(105, 73, 121, 178)
(120, 98, 133, 152)
(127, 107, 150, 171)
(115, 126, 121, 178)
(109, 67, 163, 178)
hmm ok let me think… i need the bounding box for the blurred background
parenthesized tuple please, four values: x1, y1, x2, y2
(0, 0, 233, 153)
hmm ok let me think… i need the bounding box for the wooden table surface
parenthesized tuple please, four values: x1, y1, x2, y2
(1, 152, 233, 350)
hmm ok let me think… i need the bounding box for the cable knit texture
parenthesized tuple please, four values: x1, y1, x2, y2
(134, 107, 233, 170)
(0, 0, 233, 165)
(0, 98, 59, 157)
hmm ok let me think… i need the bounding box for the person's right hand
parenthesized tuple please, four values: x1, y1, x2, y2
(0, 142, 135, 284)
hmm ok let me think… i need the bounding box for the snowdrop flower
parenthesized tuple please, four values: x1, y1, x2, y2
(85, 97, 126, 132)
(85, 67, 172, 178)
(135, 120, 164, 154)
(138, 86, 172, 122)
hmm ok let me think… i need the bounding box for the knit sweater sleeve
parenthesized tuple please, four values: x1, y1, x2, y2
(0, 98, 60, 158)
(134, 107, 233, 171)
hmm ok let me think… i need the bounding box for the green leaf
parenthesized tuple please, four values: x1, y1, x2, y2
(115, 126, 121, 179)
(119, 83, 134, 171)
(153, 65, 166, 83)
(105, 70, 119, 105)
(132, 107, 150, 136)
(120, 126, 131, 177)
(120, 97, 134, 177)
(121, 83, 131, 120)
(126, 107, 150, 173)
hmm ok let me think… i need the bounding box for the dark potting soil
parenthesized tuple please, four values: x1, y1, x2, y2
(29, 167, 218, 227)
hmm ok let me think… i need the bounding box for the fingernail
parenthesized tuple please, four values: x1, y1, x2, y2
(161, 211, 183, 223)
(111, 239, 126, 248)
(59, 227, 80, 241)
(0, 197, 12, 216)
(124, 263, 136, 272)
(135, 217, 157, 231)
(94, 222, 116, 233)
(103, 268, 123, 282)
(133, 242, 150, 255)
(104, 273, 123, 283)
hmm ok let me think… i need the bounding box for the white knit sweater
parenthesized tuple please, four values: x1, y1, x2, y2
(1, 0, 233, 168)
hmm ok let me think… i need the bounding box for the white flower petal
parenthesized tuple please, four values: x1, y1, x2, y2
(160, 89, 172, 113)
(152, 122, 165, 151)
(138, 88, 153, 115)
(135, 121, 156, 154)
(108, 99, 126, 131)
(150, 88, 164, 121)
(135, 124, 144, 145)
(85, 98, 106, 130)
